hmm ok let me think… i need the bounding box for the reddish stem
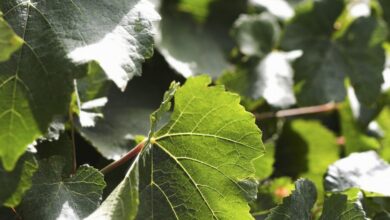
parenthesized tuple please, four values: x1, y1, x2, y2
(100, 141, 145, 174)
(254, 102, 338, 120)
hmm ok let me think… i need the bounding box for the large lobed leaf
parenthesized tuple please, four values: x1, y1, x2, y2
(18, 156, 106, 220)
(282, 0, 386, 106)
(0, 0, 159, 171)
(95, 75, 265, 219)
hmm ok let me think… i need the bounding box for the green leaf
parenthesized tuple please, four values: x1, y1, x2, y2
(85, 80, 180, 219)
(217, 51, 299, 108)
(232, 13, 280, 57)
(0, 152, 38, 208)
(76, 68, 182, 160)
(0, 0, 160, 170)
(35, 133, 74, 175)
(254, 142, 274, 180)
(325, 151, 390, 196)
(0, 13, 22, 62)
(265, 179, 317, 220)
(320, 193, 367, 220)
(377, 107, 390, 162)
(178, 0, 215, 23)
(339, 101, 380, 155)
(0, 5, 76, 171)
(274, 120, 339, 196)
(156, 0, 246, 77)
(86, 160, 140, 220)
(125, 75, 264, 219)
(2, 0, 160, 90)
(18, 156, 106, 220)
(282, 0, 386, 105)
(250, 177, 294, 218)
(379, 0, 390, 40)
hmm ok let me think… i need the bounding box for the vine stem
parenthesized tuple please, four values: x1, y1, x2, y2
(254, 102, 338, 120)
(100, 141, 146, 174)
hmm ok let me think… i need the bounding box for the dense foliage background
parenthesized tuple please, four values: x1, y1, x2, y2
(2, 0, 390, 219)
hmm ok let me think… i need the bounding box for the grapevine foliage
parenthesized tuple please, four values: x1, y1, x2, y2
(2, 0, 390, 219)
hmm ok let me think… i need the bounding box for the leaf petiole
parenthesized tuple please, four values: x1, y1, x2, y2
(100, 140, 146, 174)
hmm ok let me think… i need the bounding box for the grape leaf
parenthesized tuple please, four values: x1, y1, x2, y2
(101, 75, 263, 219)
(265, 179, 317, 220)
(18, 156, 106, 220)
(325, 151, 390, 196)
(232, 13, 280, 57)
(36, 133, 74, 175)
(0, 0, 160, 170)
(218, 51, 298, 108)
(379, 0, 390, 40)
(0, 152, 37, 208)
(274, 120, 339, 196)
(84, 77, 180, 219)
(0, 13, 22, 62)
(2, 0, 160, 90)
(137, 75, 263, 219)
(254, 142, 274, 180)
(76, 62, 184, 160)
(0, 4, 77, 171)
(282, 0, 386, 106)
(86, 160, 140, 220)
(156, 0, 246, 77)
(339, 100, 380, 155)
(320, 193, 367, 220)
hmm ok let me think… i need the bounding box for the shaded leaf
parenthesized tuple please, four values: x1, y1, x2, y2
(18, 156, 106, 220)
(86, 159, 139, 220)
(76, 62, 183, 160)
(282, 0, 386, 105)
(217, 51, 299, 108)
(274, 120, 339, 196)
(156, 0, 246, 77)
(379, 0, 390, 40)
(0, 152, 37, 207)
(0, 0, 160, 169)
(232, 13, 280, 57)
(0, 3, 77, 171)
(325, 151, 390, 196)
(36, 133, 74, 175)
(320, 192, 367, 220)
(265, 179, 317, 220)
(84, 78, 180, 220)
